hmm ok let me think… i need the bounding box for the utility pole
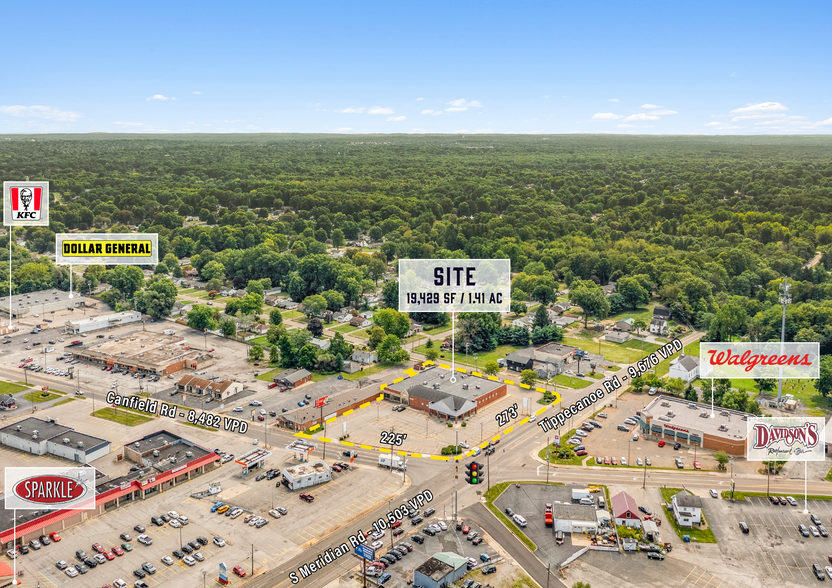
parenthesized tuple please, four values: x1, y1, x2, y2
(546, 436, 550, 484)
(777, 278, 791, 403)
(487, 450, 491, 490)
(643, 457, 647, 489)
(251, 543, 254, 576)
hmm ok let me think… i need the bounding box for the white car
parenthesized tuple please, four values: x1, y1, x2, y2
(811, 526, 821, 537)
(636, 458, 643, 466)
(193, 552, 205, 562)
(137, 534, 153, 545)
(621, 457, 627, 466)
(213, 537, 226, 547)
(161, 555, 174, 566)
(459, 442, 469, 449)
(253, 438, 259, 445)
(529, 414, 536, 422)
(268, 509, 281, 518)
(259, 409, 266, 415)
(632, 434, 639, 441)
(113, 579, 128, 588)
(568, 438, 581, 445)
(6, 550, 16, 559)
(168, 519, 181, 529)
(646, 458, 652, 466)
(371, 530, 384, 540)
(709, 489, 718, 498)
(233, 407, 243, 413)
(183, 555, 196, 566)
(178, 515, 189, 525)
(371, 540, 383, 549)
(248, 516, 262, 526)
(574, 430, 587, 438)
(438, 521, 448, 531)
(65, 567, 78, 578)
(167, 511, 180, 519)
(249, 400, 262, 406)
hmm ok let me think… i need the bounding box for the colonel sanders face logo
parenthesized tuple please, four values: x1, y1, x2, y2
(19, 188, 33, 211)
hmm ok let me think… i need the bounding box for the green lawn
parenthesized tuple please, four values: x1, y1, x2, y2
(551, 375, 593, 389)
(177, 288, 199, 294)
(23, 391, 63, 403)
(332, 324, 358, 333)
(608, 304, 656, 324)
(538, 432, 585, 465)
(282, 310, 303, 319)
(655, 339, 700, 378)
(351, 329, 371, 339)
(659, 488, 717, 543)
(414, 344, 522, 369)
(92, 407, 154, 426)
(250, 336, 270, 346)
(52, 397, 77, 407)
(0, 381, 30, 395)
(255, 367, 284, 382)
(424, 323, 453, 335)
(561, 336, 661, 364)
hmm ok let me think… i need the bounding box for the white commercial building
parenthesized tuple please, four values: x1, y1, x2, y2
(66, 310, 142, 334)
(552, 504, 598, 534)
(281, 460, 332, 490)
(0, 416, 110, 463)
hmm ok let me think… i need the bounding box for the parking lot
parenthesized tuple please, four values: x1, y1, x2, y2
(363, 518, 500, 588)
(493, 483, 600, 568)
(711, 494, 832, 583)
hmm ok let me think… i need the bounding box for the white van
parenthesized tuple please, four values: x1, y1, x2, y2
(512, 514, 527, 527)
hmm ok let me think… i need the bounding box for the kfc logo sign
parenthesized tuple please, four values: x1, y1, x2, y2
(747, 417, 826, 462)
(4, 181, 50, 226)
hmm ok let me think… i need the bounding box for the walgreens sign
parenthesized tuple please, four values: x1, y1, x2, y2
(5, 467, 97, 510)
(700, 342, 820, 380)
(746, 417, 826, 462)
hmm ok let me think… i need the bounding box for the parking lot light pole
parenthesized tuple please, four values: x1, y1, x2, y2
(628, 440, 631, 467)
(203, 570, 206, 588)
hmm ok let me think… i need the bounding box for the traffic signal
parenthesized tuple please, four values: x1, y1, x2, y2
(465, 461, 483, 484)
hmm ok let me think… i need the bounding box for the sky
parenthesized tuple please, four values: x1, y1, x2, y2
(2, 0, 831, 135)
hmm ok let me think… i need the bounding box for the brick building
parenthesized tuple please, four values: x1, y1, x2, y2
(638, 396, 750, 455)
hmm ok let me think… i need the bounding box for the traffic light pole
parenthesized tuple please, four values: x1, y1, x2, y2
(487, 451, 490, 490)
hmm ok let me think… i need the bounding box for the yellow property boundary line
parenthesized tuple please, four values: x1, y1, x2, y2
(294, 361, 563, 461)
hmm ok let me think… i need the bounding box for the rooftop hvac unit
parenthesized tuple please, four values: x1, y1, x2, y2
(462, 384, 468, 390)
(661, 402, 670, 407)
(667, 412, 675, 417)
(185, 451, 193, 458)
(658, 415, 671, 422)
(134, 442, 141, 448)
(170, 457, 176, 464)
(15, 425, 21, 431)
(688, 404, 697, 409)
(77, 441, 83, 448)
(32, 432, 39, 439)
(475, 385, 480, 389)
(432, 383, 440, 389)
(718, 425, 727, 431)
(440, 374, 445, 379)
(62, 438, 70, 444)
(152, 450, 160, 457)
(720, 411, 729, 416)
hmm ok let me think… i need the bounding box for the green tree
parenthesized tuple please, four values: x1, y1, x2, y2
(520, 369, 537, 386)
(630, 375, 645, 393)
(288, 329, 312, 351)
(616, 277, 650, 309)
(249, 344, 264, 362)
(684, 383, 698, 401)
(483, 360, 500, 376)
(219, 317, 237, 337)
(665, 377, 685, 398)
(329, 333, 354, 359)
(321, 289, 345, 312)
(534, 304, 549, 329)
(382, 280, 399, 308)
(818, 356, 832, 397)
(568, 280, 610, 328)
(368, 326, 386, 350)
(425, 349, 439, 361)
(633, 318, 647, 334)
(572, 581, 592, 588)
(153, 263, 169, 275)
(134, 277, 177, 319)
(246, 280, 265, 297)
(201, 260, 226, 281)
(373, 308, 411, 338)
(714, 451, 730, 471)
(186, 305, 218, 331)
(238, 293, 264, 316)
(510, 301, 528, 315)
(267, 324, 287, 345)
(297, 344, 318, 370)
(302, 294, 328, 317)
(425, 338, 434, 349)
(106, 265, 145, 298)
(307, 317, 324, 337)
(331, 228, 346, 250)
(269, 308, 283, 326)
(377, 334, 409, 363)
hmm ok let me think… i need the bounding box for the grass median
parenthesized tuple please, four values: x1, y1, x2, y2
(22, 391, 64, 403)
(92, 407, 155, 426)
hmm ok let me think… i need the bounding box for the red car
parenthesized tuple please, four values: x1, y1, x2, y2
(462, 525, 470, 534)
(658, 441, 666, 448)
(611, 457, 618, 465)
(92, 543, 105, 553)
(233, 566, 246, 578)
(603, 456, 610, 465)
(103, 551, 115, 561)
(693, 461, 701, 470)
(575, 449, 588, 456)
(268, 382, 278, 389)
(112, 546, 124, 556)
(49, 532, 62, 542)
(391, 520, 402, 528)
(299, 493, 314, 503)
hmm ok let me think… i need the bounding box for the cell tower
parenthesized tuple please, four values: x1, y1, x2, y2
(776, 278, 791, 403)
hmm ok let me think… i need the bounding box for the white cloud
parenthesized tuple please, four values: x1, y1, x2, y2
(113, 121, 144, 126)
(445, 107, 468, 112)
(416, 97, 424, 101)
(455, 130, 470, 133)
(421, 109, 435, 114)
(731, 102, 787, 114)
(650, 109, 678, 115)
(819, 118, 832, 126)
(338, 107, 365, 113)
(223, 119, 242, 123)
(640, 104, 659, 109)
(387, 116, 406, 121)
(447, 99, 483, 108)
(368, 106, 394, 114)
(410, 128, 425, 132)
(624, 113, 660, 121)
(591, 112, 621, 120)
(335, 127, 352, 131)
(608, 98, 619, 102)
(0, 105, 81, 121)
(705, 122, 722, 126)
(192, 91, 202, 94)
(147, 94, 174, 101)
(617, 124, 636, 128)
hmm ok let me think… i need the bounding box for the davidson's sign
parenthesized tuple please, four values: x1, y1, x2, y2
(5, 467, 97, 510)
(747, 417, 826, 462)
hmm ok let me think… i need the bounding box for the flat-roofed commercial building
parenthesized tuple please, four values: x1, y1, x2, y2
(0, 416, 110, 463)
(65, 310, 141, 333)
(0, 290, 87, 319)
(639, 396, 750, 455)
(70, 330, 213, 375)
